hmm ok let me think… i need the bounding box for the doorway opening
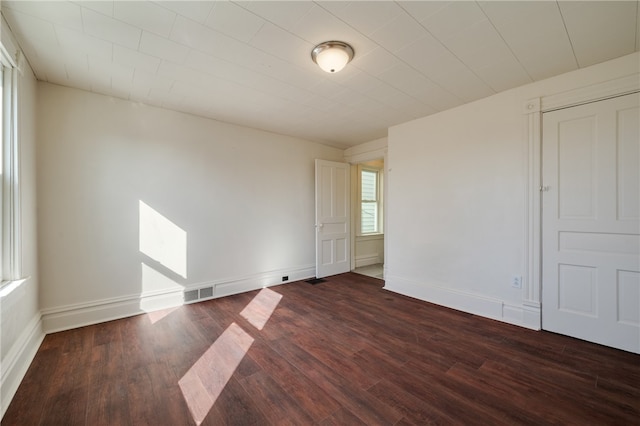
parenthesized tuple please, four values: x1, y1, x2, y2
(351, 158, 384, 280)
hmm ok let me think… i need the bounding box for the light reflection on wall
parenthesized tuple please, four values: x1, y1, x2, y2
(140, 262, 183, 316)
(139, 200, 187, 278)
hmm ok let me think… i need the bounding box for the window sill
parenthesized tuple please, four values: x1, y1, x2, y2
(356, 233, 384, 241)
(0, 277, 29, 299)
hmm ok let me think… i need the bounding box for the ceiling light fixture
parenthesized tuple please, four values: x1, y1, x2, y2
(311, 41, 355, 73)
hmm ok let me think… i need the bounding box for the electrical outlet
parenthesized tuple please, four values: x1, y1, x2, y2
(512, 275, 522, 289)
(282, 276, 289, 282)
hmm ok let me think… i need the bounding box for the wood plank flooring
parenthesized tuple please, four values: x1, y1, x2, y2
(4, 273, 639, 425)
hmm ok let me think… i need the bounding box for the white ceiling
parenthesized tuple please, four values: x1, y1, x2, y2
(2, 1, 639, 148)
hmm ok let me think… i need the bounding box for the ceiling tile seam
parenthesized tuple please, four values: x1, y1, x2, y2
(71, 0, 114, 17)
(223, 1, 268, 43)
(152, 101, 343, 147)
(555, 1, 580, 69)
(347, 65, 447, 114)
(137, 30, 193, 70)
(394, 0, 497, 97)
(159, 1, 266, 50)
(78, 6, 142, 54)
(131, 69, 152, 100)
(77, 3, 90, 58)
(310, 1, 464, 113)
(133, 10, 145, 51)
(229, 0, 394, 105)
(65, 53, 89, 84)
(156, 56, 326, 116)
(202, 1, 216, 25)
(137, 7, 180, 52)
(3, 5, 345, 125)
(227, 0, 448, 114)
(0, 12, 41, 81)
(52, 21, 91, 84)
(151, 1, 199, 50)
(225, 1, 311, 53)
(475, 1, 534, 84)
(331, 2, 465, 109)
(157, 12, 324, 102)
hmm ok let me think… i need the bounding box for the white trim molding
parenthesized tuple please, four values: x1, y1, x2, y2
(523, 96, 542, 314)
(355, 253, 382, 268)
(0, 313, 44, 419)
(385, 275, 540, 330)
(41, 265, 315, 333)
(344, 137, 387, 164)
(1, 59, 22, 282)
(523, 73, 640, 331)
(541, 74, 640, 112)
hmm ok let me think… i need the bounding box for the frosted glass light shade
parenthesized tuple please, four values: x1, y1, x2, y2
(315, 48, 349, 73)
(311, 41, 355, 73)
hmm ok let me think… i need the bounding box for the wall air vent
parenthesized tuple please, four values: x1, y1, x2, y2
(184, 286, 215, 304)
(199, 287, 213, 299)
(184, 289, 199, 303)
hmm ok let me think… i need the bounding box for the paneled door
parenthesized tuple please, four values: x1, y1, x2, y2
(315, 159, 350, 278)
(542, 93, 640, 353)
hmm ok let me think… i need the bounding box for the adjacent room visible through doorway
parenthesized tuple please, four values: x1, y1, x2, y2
(352, 158, 384, 280)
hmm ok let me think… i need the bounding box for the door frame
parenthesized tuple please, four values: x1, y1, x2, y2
(522, 74, 640, 330)
(344, 144, 388, 278)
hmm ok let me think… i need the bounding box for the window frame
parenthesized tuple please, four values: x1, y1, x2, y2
(0, 48, 22, 286)
(357, 164, 383, 236)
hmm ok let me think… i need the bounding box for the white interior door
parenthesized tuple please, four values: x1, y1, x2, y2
(542, 93, 640, 353)
(315, 159, 350, 278)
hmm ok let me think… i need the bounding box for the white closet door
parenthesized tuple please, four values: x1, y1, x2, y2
(542, 93, 640, 353)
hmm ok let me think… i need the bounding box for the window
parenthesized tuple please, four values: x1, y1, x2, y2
(359, 166, 382, 235)
(1, 50, 22, 285)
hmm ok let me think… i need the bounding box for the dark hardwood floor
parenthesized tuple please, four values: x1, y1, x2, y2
(4, 273, 639, 425)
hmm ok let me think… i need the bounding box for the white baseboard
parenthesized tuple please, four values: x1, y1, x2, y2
(41, 293, 168, 334)
(41, 265, 316, 334)
(384, 275, 541, 330)
(210, 264, 314, 299)
(355, 254, 382, 268)
(1, 313, 44, 420)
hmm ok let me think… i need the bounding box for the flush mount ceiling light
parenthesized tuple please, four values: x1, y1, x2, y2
(311, 41, 355, 73)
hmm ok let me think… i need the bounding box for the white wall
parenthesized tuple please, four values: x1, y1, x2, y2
(385, 52, 639, 329)
(355, 235, 384, 268)
(36, 83, 343, 331)
(0, 25, 42, 417)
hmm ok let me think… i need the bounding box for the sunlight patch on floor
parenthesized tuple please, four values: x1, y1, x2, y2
(240, 287, 283, 331)
(146, 306, 180, 324)
(179, 286, 284, 424)
(179, 322, 254, 425)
